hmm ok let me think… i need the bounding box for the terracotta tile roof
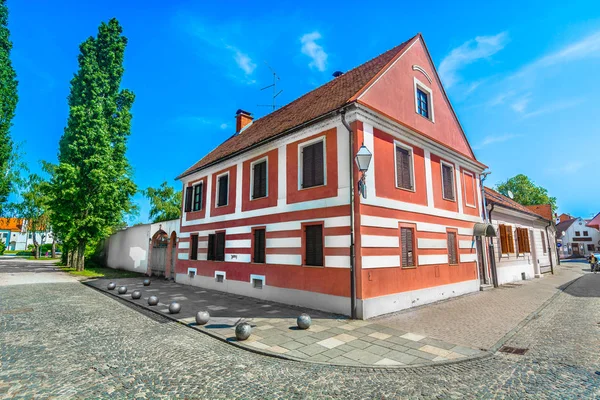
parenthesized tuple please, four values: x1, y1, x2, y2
(177, 34, 419, 179)
(484, 187, 551, 221)
(586, 212, 600, 229)
(525, 204, 553, 221)
(0, 218, 24, 231)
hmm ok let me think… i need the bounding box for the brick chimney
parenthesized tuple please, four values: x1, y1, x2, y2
(235, 109, 253, 133)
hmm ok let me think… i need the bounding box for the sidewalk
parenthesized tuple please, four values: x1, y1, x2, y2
(85, 263, 584, 367)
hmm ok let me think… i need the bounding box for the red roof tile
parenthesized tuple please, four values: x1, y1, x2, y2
(525, 204, 553, 221)
(0, 218, 23, 231)
(484, 187, 551, 221)
(177, 35, 419, 179)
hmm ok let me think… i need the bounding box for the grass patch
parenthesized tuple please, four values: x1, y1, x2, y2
(58, 264, 143, 279)
(25, 256, 59, 261)
(3, 250, 32, 256)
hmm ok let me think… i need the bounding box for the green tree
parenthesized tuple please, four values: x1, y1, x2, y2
(496, 174, 557, 212)
(143, 181, 182, 223)
(0, 0, 18, 215)
(47, 18, 136, 271)
(11, 173, 49, 258)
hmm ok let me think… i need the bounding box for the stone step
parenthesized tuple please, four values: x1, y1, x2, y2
(480, 284, 494, 291)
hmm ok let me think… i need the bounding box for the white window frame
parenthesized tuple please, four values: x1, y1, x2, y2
(462, 170, 476, 208)
(440, 160, 456, 202)
(393, 140, 416, 192)
(249, 156, 269, 200)
(192, 181, 203, 211)
(250, 274, 266, 289)
(298, 136, 327, 190)
(187, 267, 197, 278)
(214, 270, 226, 282)
(215, 171, 230, 207)
(414, 77, 435, 122)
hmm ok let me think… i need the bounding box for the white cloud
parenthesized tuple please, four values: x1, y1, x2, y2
(472, 133, 520, 150)
(547, 161, 584, 174)
(300, 32, 328, 72)
(220, 123, 229, 130)
(438, 32, 509, 88)
(510, 94, 531, 113)
(229, 47, 256, 75)
(522, 99, 583, 119)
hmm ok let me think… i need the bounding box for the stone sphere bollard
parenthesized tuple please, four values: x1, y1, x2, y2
(195, 311, 210, 325)
(143, 278, 151, 286)
(117, 286, 128, 295)
(148, 296, 159, 306)
(107, 282, 116, 290)
(235, 322, 252, 341)
(168, 301, 181, 314)
(131, 290, 142, 300)
(297, 313, 312, 330)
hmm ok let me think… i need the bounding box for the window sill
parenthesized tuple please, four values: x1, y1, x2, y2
(302, 264, 324, 268)
(442, 196, 456, 202)
(395, 185, 416, 193)
(215, 204, 229, 208)
(250, 195, 268, 201)
(449, 263, 459, 266)
(300, 183, 326, 191)
(401, 266, 417, 270)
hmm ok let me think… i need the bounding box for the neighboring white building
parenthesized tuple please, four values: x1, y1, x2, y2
(555, 217, 600, 258)
(485, 188, 557, 285)
(0, 218, 54, 251)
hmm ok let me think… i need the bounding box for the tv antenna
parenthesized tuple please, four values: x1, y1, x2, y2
(258, 62, 282, 112)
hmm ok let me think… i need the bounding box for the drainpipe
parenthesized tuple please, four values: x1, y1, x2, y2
(487, 203, 499, 287)
(340, 109, 357, 319)
(545, 221, 555, 275)
(479, 174, 492, 285)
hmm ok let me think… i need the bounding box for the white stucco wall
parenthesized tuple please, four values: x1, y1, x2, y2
(558, 218, 600, 258)
(105, 219, 180, 273)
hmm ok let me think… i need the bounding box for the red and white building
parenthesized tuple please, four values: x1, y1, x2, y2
(175, 34, 488, 319)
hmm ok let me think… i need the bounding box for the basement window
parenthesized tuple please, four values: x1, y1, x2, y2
(251, 274, 265, 289)
(215, 271, 226, 283)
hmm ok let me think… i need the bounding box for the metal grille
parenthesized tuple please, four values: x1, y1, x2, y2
(499, 346, 528, 355)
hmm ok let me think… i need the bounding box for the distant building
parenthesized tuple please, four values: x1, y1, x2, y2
(0, 218, 54, 251)
(556, 217, 600, 258)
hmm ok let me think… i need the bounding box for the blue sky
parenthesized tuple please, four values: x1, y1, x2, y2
(7, 0, 600, 223)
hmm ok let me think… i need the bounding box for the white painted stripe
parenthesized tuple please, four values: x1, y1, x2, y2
(417, 238, 447, 249)
(266, 254, 302, 265)
(459, 240, 473, 249)
(458, 227, 473, 236)
(226, 254, 251, 263)
(226, 239, 251, 248)
(460, 253, 477, 263)
(267, 221, 301, 232)
(179, 232, 190, 238)
(197, 254, 207, 261)
(177, 253, 189, 260)
(324, 216, 351, 227)
(325, 256, 350, 268)
(361, 215, 398, 229)
(178, 242, 190, 249)
(266, 237, 301, 248)
(416, 222, 447, 233)
(362, 255, 401, 269)
(198, 241, 208, 249)
(418, 254, 448, 265)
(363, 123, 377, 200)
(226, 226, 252, 235)
(362, 235, 399, 248)
(325, 235, 351, 248)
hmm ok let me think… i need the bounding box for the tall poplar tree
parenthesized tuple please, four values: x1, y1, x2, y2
(49, 18, 136, 270)
(0, 0, 18, 215)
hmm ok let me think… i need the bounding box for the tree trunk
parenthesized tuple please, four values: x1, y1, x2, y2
(66, 248, 72, 268)
(51, 238, 56, 259)
(75, 242, 86, 271)
(33, 235, 39, 259)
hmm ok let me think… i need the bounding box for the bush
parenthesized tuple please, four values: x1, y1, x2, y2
(0, 242, 5, 255)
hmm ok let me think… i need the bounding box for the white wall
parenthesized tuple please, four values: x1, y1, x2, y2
(105, 219, 180, 273)
(558, 218, 600, 258)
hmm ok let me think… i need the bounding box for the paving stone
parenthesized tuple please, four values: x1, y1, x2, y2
(316, 337, 345, 349)
(279, 341, 304, 351)
(406, 348, 438, 361)
(346, 339, 372, 350)
(363, 344, 389, 356)
(401, 332, 426, 342)
(260, 334, 291, 346)
(297, 343, 328, 356)
(368, 332, 391, 340)
(320, 348, 345, 359)
(375, 358, 404, 366)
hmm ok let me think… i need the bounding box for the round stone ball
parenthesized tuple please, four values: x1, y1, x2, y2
(235, 322, 252, 341)
(148, 296, 159, 306)
(168, 301, 181, 314)
(143, 278, 151, 286)
(117, 286, 128, 295)
(131, 290, 142, 300)
(107, 282, 116, 290)
(297, 313, 312, 330)
(195, 311, 210, 325)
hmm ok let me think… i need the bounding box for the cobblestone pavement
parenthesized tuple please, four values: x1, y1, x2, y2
(86, 277, 480, 367)
(1, 262, 599, 398)
(375, 264, 586, 349)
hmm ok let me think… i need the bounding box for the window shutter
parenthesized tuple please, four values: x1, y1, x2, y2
(253, 229, 265, 263)
(507, 227, 515, 253)
(259, 162, 267, 197)
(313, 142, 324, 186)
(442, 164, 455, 200)
(253, 161, 267, 199)
(207, 234, 215, 260)
(396, 147, 412, 190)
(541, 231, 547, 253)
(193, 183, 202, 211)
(499, 225, 507, 253)
(215, 232, 225, 261)
(401, 227, 415, 267)
(190, 235, 198, 260)
(305, 225, 323, 266)
(185, 187, 193, 212)
(218, 175, 228, 206)
(302, 142, 324, 189)
(447, 232, 458, 264)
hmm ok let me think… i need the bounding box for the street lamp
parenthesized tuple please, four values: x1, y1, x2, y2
(355, 143, 372, 199)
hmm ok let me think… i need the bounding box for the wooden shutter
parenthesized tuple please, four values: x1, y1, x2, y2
(442, 164, 455, 200)
(447, 232, 458, 264)
(193, 183, 202, 211)
(218, 175, 228, 206)
(401, 227, 415, 267)
(207, 234, 215, 260)
(185, 187, 193, 212)
(506, 227, 515, 253)
(541, 231, 547, 253)
(190, 235, 198, 260)
(516, 228, 522, 254)
(253, 228, 265, 263)
(215, 232, 225, 261)
(396, 147, 412, 190)
(305, 225, 323, 266)
(302, 142, 324, 188)
(499, 225, 507, 253)
(253, 161, 267, 199)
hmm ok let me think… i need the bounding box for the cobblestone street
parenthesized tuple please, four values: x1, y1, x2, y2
(1, 260, 600, 398)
